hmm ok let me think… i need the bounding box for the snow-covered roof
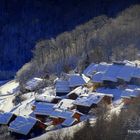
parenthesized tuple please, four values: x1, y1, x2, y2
(83, 63, 95, 76)
(54, 99, 75, 110)
(91, 72, 104, 83)
(133, 67, 140, 78)
(132, 88, 140, 97)
(83, 63, 109, 77)
(50, 109, 74, 119)
(121, 89, 133, 99)
(84, 61, 140, 83)
(81, 74, 90, 83)
(55, 80, 70, 93)
(25, 77, 43, 90)
(73, 94, 105, 107)
(9, 116, 37, 135)
(0, 112, 14, 125)
(121, 88, 140, 99)
(96, 87, 122, 101)
(68, 74, 86, 88)
(102, 65, 122, 82)
(67, 86, 89, 97)
(34, 102, 55, 116)
(62, 117, 77, 127)
(117, 66, 135, 82)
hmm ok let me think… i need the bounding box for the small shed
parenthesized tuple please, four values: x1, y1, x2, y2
(0, 112, 17, 126)
(9, 116, 46, 139)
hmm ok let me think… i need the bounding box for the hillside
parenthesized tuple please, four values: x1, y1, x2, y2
(0, 0, 140, 80)
(16, 5, 140, 84)
(1, 60, 140, 140)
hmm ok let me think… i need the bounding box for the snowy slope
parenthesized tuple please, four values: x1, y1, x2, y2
(0, 80, 19, 95)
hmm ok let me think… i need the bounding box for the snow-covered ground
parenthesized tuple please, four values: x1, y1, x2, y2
(0, 94, 15, 112)
(11, 93, 35, 116)
(0, 80, 19, 95)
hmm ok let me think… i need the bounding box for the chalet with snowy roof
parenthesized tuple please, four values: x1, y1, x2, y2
(121, 88, 140, 105)
(35, 95, 61, 104)
(55, 80, 70, 96)
(54, 99, 75, 110)
(0, 112, 17, 126)
(73, 93, 113, 114)
(25, 77, 43, 91)
(49, 109, 83, 125)
(67, 86, 89, 100)
(33, 102, 55, 122)
(61, 118, 78, 127)
(9, 116, 46, 139)
(101, 64, 122, 87)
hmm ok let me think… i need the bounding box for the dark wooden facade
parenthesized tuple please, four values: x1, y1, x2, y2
(68, 93, 78, 100)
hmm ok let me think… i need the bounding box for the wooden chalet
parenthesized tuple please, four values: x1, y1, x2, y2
(33, 102, 55, 122)
(49, 109, 83, 125)
(73, 93, 113, 114)
(9, 116, 46, 139)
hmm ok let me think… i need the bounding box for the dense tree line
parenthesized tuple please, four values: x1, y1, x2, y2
(17, 5, 140, 84)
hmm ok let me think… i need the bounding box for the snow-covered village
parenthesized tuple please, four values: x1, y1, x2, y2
(0, 60, 140, 139)
(0, 1, 140, 140)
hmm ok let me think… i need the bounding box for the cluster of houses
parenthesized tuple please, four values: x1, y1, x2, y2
(1, 61, 140, 139)
(84, 61, 140, 88)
